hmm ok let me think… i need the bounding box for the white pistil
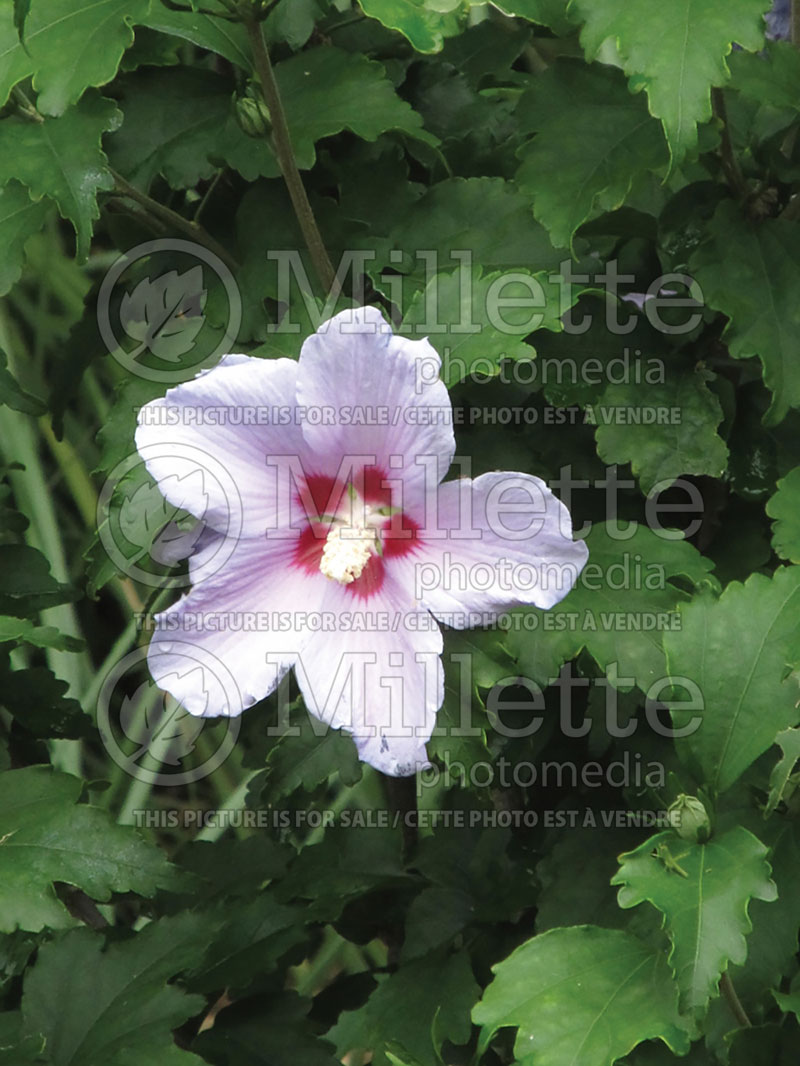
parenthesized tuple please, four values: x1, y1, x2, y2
(320, 524, 377, 584)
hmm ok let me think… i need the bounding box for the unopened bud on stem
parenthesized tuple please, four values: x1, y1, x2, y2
(668, 794, 711, 843)
(234, 85, 272, 138)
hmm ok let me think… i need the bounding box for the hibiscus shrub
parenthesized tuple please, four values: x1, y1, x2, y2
(1, 1, 800, 1064)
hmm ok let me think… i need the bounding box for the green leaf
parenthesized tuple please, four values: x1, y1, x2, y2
(256, 705, 363, 802)
(401, 265, 565, 386)
(765, 727, 800, 816)
(195, 993, 339, 1066)
(437, 20, 531, 85)
(109, 67, 279, 188)
(0, 182, 49, 298)
(591, 366, 729, 495)
(620, 1041, 723, 1066)
(0, 616, 82, 651)
(412, 71, 518, 180)
(492, 0, 576, 35)
(0, 6, 36, 112)
(0, 349, 46, 415)
(612, 826, 777, 1014)
(724, 821, 800, 1003)
(536, 825, 641, 932)
(20, 915, 210, 1065)
(12, 0, 30, 43)
(0, 0, 149, 116)
(402, 827, 531, 959)
(265, 0, 324, 50)
(111, 50, 432, 190)
(119, 27, 182, 72)
(0, 1013, 44, 1064)
(572, 0, 768, 166)
(241, 175, 572, 331)
(428, 629, 507, 772)
(767, 466, 800, 563)
(177, 835, 291, 902)
(112, 1049, 208, 1066)
(0, 486, 28, 537)
(472, 926, 691, 1065)
(385, 1051, 425, 1066)
(357, 0, 462, 53)
(276, 827, 409, 921)
(666, 566, 800, 795)
(0, 766, 180, 931)
(0, 544, 73, 615)
(0, 92, 120, 261)
(690, 201, 800, 425)
(382, 176, 570, 301)
(516, 60, 667, 248)
(275, 45, 436, 167)
(0, 663, 92, 739)
(532, 292, 668, 409)
(729, 40, 800, 112)
(507, 521, 716, 693)
(142, 2, 252, 71)
(727, 1022, 799, 1065)
(774, 970, 800, 1021)
(401, 884, 475, 960)
(189, 895, 308, 993)
(329, 949, 478, 1066)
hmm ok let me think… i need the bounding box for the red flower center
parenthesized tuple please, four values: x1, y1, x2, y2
(291, 466, 421, 599)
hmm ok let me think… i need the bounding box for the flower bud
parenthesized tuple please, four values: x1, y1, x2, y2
(668, 794, 711, 843)
(234, 91, 271, 139)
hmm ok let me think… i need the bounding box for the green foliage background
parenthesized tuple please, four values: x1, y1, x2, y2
(0, 0, 799, 1063)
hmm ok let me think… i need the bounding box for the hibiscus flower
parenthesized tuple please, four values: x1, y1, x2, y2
(134, 307, 588, 776)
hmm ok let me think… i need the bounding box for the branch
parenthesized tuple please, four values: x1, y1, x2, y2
(11, 92, 240, 274)
(711, 89, 747, 200)
(382, 772, 418, 969)
(383, 773, 418, 863)
(56, 884, 110, 930)
(109, 170, 240, 275)
(242, 15, 336, 294)
(720, 972, 752, 1029)
(12, 86, 43, 123)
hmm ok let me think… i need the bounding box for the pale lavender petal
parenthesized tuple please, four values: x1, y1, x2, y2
(149, 518, 206, 565)
(147, 533, 314, 715)
(295, 307, 455, 499)
(292, 572, 444, 777)
(396, 471, 588, 622)
(135, 355, 308, 537)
